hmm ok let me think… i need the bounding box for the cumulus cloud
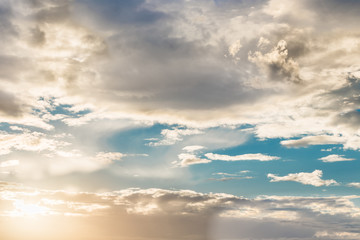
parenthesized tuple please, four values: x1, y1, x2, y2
(268, 170, 338, 187)
(319, 154, 355, 163)
(249, 39, 302, 83)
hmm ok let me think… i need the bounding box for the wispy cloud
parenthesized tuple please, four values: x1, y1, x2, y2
(347, 182, 360, 188)
(174, 152, 279, 167)
(319, 154, 355, 163)
(148, 128, 203, 146)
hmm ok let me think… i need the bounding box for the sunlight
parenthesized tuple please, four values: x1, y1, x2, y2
(8, 200, 51, 217)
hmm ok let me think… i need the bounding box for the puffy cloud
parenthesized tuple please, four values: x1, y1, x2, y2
(319, 154, 355, 163)
(268, 170, 338, 187)
(249, 39, 302, 83)
(0, 131, 69, 156)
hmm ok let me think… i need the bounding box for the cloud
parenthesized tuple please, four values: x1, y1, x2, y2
(249, 39, 302, 83)
(0, 0, 359, 156)
(210, 171, 253, 182)
(347, 182, 360, 188)
(205, 153, 280, 161)
(174, 151, 279, 167)
(268, 170, 338, 187)
(281, 135, 345, 148)
(95, 152, 125, 164)
(0, 89, 23, 117)
(319, 154, 355, 163)
(0, 131, 69, 156)
(315, 231, 360, 240)
(149, 128, 203, 146)
(1, 182, 360, 240)
(176, 153, 211, 167)
(182, 145, 205, 153)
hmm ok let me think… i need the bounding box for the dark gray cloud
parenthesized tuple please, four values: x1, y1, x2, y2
(74, 0, 167, 29)
(0, 90, 22, 116)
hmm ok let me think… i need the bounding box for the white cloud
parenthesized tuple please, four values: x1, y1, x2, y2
(319, 154, 355, 163)
(228, 40, 242, 57)
(182, 145, 205, 153)
(176, 153, 211, 167)
(268, 170, 338, 187)
(95, 152, 125, 164)
(149, 128, 203, 146)
(205, 153, 280, 161)
(0, 131, 70, 156)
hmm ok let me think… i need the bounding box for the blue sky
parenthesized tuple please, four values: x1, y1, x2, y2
(1, 0, 360, 239)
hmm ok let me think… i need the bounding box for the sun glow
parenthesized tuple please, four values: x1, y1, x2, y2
(8, 200, 51, 217)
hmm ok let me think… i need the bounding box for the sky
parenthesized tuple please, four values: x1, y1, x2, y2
(1, 0, 360, 239)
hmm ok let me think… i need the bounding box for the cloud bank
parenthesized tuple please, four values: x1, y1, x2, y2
(1, 182, 360, 240)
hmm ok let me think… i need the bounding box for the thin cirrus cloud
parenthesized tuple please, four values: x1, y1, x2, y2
(268, 170, 338, 187)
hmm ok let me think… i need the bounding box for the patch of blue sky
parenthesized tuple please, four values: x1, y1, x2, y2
(186, 136, 360, 197)
(36, 122, 359, 197)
